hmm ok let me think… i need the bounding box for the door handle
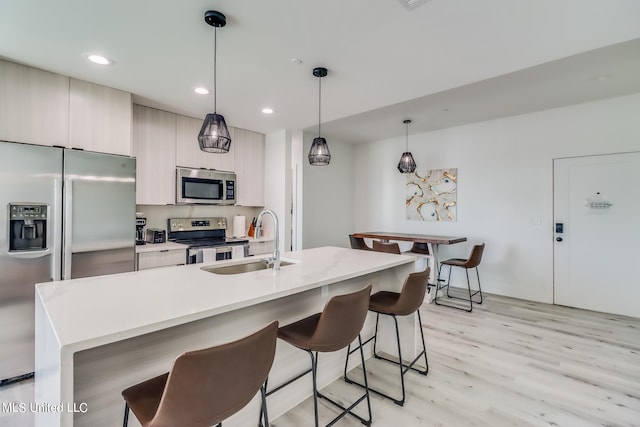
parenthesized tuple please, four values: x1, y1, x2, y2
(556, 237, 563, 242)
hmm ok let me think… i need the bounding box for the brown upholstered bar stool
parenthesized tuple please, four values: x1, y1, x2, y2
(372, 240, 401, 254)
(344, 269, 429, 406)
(436, 243, 485, 312)
(121, 321, 278, 427)
(349, 234, 372, 250)
(261, 285, 373, 427)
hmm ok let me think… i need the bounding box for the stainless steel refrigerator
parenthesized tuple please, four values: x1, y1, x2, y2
(0, 141, 136, 384)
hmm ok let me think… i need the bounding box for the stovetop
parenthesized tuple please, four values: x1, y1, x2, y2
(172, 237, 248, 248)
(167, 217, 248, 248)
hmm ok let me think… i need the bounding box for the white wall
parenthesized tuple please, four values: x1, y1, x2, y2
(351, 93, 640, 303)
(302, 132, 356, 249)
(298, 93, 640, 302)
(264, 130, 292, 251)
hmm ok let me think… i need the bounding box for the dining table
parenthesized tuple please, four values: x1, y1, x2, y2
(351, 231, 467, 284)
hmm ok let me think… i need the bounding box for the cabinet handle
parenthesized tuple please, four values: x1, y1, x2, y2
(160, 250, 169, 253)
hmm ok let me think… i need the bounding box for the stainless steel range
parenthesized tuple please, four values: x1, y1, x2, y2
(167, 217, 248, 264)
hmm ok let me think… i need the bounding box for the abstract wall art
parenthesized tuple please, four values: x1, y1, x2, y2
(406, 168, 457, 221)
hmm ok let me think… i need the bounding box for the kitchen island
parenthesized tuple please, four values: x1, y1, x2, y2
(35, 246, 417, 427)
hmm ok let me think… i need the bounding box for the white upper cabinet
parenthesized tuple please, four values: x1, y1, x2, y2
(0, 59, 69, 146)
(133, 105, 177, 205)
(176, 114, 235, 172)
(233, 127, 265, 207)
(69, 79, 132, 156)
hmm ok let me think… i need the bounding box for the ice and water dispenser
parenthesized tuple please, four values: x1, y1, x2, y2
(8, 203, 48, 251)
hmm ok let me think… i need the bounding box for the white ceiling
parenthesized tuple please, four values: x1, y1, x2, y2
(1, 0, 640, 143)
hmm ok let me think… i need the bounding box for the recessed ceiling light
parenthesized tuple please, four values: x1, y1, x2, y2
(398, 0, 430, 10)
(87, 54, 111, 65)
(262, 108, 274, 114)
(592, 74, 612, 82)
(194, 87, 210, 95)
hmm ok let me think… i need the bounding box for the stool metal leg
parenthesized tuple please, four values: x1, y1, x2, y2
(310, 351, 319, 427)
(260, 383, 270, 427)
(262, 339, 372, 427)
(344, 312, 429, 406)
(319, 335, 371, 426)
(123, 403, 129, 427)
(435, 263, 482, 312)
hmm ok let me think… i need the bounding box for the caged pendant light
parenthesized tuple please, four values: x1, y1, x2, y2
(198, 10, 231, 153)
(397, 119, 417, 173)
(308, 67, 331, 166)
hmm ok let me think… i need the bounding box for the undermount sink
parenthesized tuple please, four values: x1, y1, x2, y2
(201, 259, 296, 275)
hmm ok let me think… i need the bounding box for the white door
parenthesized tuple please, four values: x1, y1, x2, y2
(553, 152, 640, 318)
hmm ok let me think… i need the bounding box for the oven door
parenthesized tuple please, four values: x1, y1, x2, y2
(188, 246, 233, 264)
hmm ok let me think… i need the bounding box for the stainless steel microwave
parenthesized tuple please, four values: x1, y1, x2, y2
(176, 167, 236, 205)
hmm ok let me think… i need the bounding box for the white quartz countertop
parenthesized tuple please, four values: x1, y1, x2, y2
(36, 246, 414, 353)
(135, 241, 188, 253)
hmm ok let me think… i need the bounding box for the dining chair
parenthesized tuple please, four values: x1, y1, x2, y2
(349, 234, 372, 250)
(372, 240, 401, 254)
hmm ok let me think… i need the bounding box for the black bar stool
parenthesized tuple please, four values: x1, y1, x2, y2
(344, 269, 430, 406)
(261, 285, 373, 427)
(436, 243, 485, 312)
(121, 321, 278, 427)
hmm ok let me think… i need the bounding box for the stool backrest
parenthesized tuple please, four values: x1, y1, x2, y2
(309, 285, 372, 352)
(349, 234, 372, 250)
(465, 243, 485, 269)
(394, 268, 430, 316)
(372, 241, 401, 254)
(148, 321, 279, 427)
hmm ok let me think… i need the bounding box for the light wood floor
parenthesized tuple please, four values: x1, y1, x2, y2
(2, 294, 639, 426)
(273, 294, 640, 427)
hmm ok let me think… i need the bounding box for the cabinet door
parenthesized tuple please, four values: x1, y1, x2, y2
(176, 114, 235, 171)
(0, 59, 69, 146)
(234, 128, 265, 206)
(137, 249, 186, 270)
(69, 79, 132, 156)
(133, 105, 177, 205)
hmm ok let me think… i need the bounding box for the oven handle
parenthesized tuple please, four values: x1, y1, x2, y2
(187, 246, 233, 264)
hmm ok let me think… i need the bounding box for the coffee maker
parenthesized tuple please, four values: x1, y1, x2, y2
(8, 203, 48, 252)
(135, 217, 146, 245)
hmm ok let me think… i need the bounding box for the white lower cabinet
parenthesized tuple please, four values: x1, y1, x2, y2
(137, 249, 186, 270)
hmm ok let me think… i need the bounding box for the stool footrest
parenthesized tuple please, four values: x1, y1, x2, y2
(317, 391, 371, 426)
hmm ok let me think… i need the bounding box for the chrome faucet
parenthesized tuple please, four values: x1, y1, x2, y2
(255, 209, 280, 270)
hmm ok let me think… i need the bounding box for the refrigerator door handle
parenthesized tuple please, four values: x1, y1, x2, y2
(63, 178, 73, 280)
(53, 178, 62, 281)
(6, 250, 51, 259)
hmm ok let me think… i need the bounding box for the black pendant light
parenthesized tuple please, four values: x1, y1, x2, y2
(308, 67, 331, 166)
(397, 119, 417, 173)
(198, 10, 231, 153)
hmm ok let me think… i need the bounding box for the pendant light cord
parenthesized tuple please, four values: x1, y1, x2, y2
(213, 28, 217, 113)
(318, 76, 322, 137)
(405, 121, 409, 151)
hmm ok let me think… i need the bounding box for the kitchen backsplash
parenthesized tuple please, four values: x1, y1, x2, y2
(137, 205, 266, 238)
